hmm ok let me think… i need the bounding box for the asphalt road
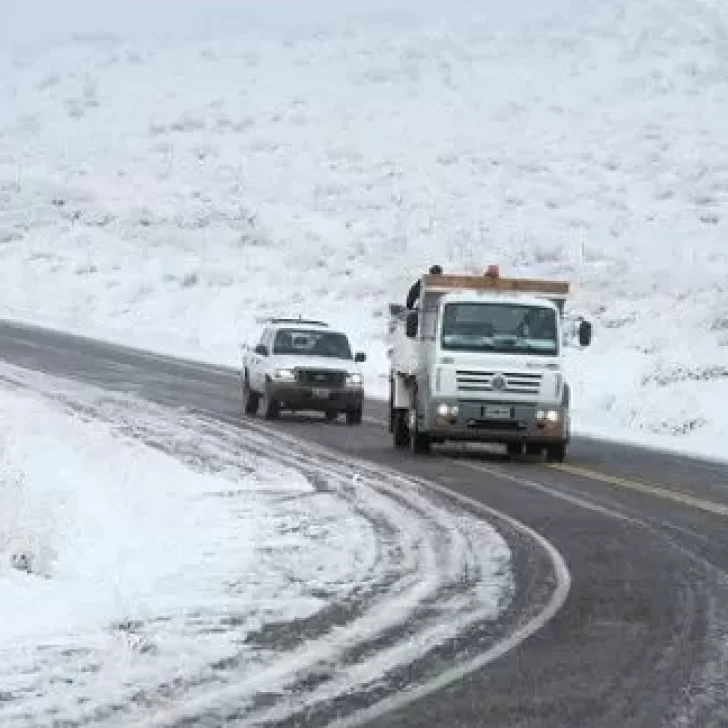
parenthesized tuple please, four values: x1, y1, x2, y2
(2, 319, 728, 728)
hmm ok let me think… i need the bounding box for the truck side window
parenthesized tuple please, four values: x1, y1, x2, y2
(420, 306, 439, 340)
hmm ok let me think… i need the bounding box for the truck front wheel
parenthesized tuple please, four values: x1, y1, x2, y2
(408, 409, 431, 455)
(392, 409, 409, 448)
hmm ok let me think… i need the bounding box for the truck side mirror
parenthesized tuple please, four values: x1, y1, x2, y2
(405, 311, 419, 339)
(578, 320, 592, 347)
(355, 352, 366, 363)
(254, 344, 268, 356)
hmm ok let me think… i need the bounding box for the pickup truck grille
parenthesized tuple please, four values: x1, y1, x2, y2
(297, 369, 347, 388)
(456, 370, 542, 396)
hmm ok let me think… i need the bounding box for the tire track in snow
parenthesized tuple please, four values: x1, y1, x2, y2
(0, 368, 568, 728)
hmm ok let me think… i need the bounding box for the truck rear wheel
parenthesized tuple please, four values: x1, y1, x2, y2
(546, 443, 566, 463)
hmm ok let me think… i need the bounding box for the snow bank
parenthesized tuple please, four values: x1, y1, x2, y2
(0, 380, 344, 720)
(0, 383, 309, 644)
(1, 0, 727, 457)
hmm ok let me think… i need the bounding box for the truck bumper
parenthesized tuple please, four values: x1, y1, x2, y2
(268, 382, 363, 412)
(425, 399, 568, 444)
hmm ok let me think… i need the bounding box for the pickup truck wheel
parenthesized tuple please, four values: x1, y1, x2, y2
(506, 442, 523, 458)
(261, 386, 280, 420)
(525, 443, 543, 456)
(243, 379, 259, 416)
(392, 410, 409, 448)
(345, 408, 363, 426)
(546, 443, 566, 463)
(409, 409, 431, 455)
(325, 411, 338, 422)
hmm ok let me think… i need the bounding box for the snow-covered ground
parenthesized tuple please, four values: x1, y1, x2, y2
(1, 0, 727, 457)
(0, 365, 522, 725)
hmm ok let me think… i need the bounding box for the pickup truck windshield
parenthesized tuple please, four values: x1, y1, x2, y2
(441, 303, 558, 356)
(273, 329, 353, 359)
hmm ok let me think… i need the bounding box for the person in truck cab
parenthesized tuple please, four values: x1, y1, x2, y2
(406, 264, 443, 309)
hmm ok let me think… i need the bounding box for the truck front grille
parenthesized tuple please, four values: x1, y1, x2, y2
(456, 370, 542, 396)
(297, 369, 347, 388)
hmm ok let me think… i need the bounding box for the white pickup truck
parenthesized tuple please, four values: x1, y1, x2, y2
(389, 270, 592, 461)
(241, 318, 366, 424)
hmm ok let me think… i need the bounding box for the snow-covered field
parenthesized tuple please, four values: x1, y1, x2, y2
(1, 0, 727, 457)
(0, 366, 526, 725)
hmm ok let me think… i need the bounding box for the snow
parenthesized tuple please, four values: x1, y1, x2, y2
(0, 365, 514, 725)
(1, 0, 727, 458)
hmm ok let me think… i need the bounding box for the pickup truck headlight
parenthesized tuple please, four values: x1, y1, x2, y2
(273, 368, 296, 382)
(536, 409, 560, 423)
(346, 373, 363, 387)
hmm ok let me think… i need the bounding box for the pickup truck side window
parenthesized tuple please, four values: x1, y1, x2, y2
(257, 328, 270, 354)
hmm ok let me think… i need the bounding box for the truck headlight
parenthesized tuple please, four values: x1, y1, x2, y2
(273, 368, 296, 382)
(346, 373, 363, 386)
(437, 403, 459, 417)
(536, 409, 560, 423)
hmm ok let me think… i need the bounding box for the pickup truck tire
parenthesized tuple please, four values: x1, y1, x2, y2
(346, 408, 363, 426)
(261, 384, 280, 420)
(242, 376, 260, 416)
(507, 443, 524, 458)
(546, 443, 567, 463)
(325, 411, 338, 422)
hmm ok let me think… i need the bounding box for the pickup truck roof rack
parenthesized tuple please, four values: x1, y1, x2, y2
(255, 316, 330, 327)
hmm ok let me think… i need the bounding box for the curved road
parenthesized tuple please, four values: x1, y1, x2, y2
(2, 319, 728, 727)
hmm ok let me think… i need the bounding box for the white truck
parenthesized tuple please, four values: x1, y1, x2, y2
(241, 317, 366, 424)
(388, 270, 592, 461)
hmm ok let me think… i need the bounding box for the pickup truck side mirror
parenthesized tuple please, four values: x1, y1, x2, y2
(405, 311, 419, 339)
(355, 352, 367, 363)
(578, 320, 593, 347)
(254, 344, 268, 356)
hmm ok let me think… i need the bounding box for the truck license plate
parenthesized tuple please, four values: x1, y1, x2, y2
(312, 388, 330, 399)
(482, 406, 512, 419)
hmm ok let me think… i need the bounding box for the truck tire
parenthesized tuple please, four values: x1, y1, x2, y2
(346, 408, 363, 426)
(409, 409, 431, 455)
(243, 376, 259, 416)
(392, 409, 409, 448)
(546, 443, 566, 463)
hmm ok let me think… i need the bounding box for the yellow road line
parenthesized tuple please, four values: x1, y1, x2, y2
(549, 462, 728, 518)
(364, 411, 728, 517)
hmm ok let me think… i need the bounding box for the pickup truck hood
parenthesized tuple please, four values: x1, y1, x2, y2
(272, 355, 360, 374)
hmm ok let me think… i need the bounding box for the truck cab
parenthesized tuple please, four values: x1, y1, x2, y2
(389, 271, 592, 461)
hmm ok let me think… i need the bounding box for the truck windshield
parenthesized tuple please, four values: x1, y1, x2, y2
(441, 303, 558, 356)
(273, 329, 353, 359)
